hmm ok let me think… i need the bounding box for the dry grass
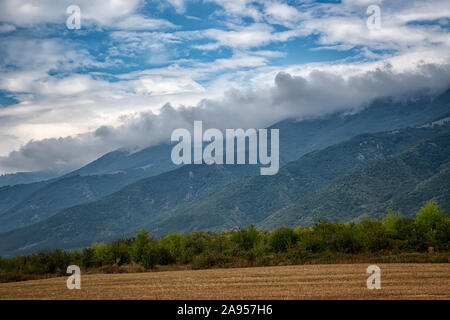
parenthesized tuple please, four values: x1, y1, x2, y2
(0, 263, 448, 300)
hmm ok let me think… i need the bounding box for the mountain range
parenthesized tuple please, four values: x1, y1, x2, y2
(1, 92, 449, 230)
(262, 131, 450, 228)
(146, 122, 450, 235)
(1, 117, 449, 256)
(0, 90, 449, 256)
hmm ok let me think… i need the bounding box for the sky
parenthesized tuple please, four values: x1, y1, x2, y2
(0, 0, 449, 173)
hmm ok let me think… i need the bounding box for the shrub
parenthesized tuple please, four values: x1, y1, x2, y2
(269, 227, 298, 253)
(159, 233, 184, 264)
(92, 242, 115, 266)
(328, 224, 361, 254)
(192, 253, 232, 269)
(129, 229, 151, 264)
(1, 202, 449, 280)
(81, 247, 97, 269)
(231, 225, 261, 252)
(355, 219, 391, 252)
(109, 239, 132, 265)
(140, 243, 159, 269)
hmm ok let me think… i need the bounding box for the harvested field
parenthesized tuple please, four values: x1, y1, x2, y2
(0, 263, 449, 300)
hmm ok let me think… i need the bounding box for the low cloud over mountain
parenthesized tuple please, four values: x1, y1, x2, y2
(1, 61, 449, 173)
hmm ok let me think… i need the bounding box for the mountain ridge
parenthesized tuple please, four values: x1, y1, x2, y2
(261, 132, 450, 228)
(1, 119, 450, 256)
(1, 91, 449, 233)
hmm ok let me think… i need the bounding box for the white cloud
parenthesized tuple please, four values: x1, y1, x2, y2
(191, 23, 302, 50)
(0, 0, 142, 26)
(263, 2, 302, 27)
(0, 23, 15, 33)
(297, 0, 450, 54)
(0, 0, 450, 173)
(167, 0, 187, 14)
(114, 15, 177, 30)
(107, 30, 181, 62)
(0, 0, 177, 31)
(207, 0, 263, 21)
(1, 58, 449, 173)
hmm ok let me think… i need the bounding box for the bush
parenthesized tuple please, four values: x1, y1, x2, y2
(328, 224, 361, 254)
(129, 229, 151, 264)
(140, 243, 159, 269)
(179, 231, 210, 264)
(269, 227, 298, 253)
(129, 230, 159, 269)
(81, 247, 97, 269)
(415, 202, 448, 249)
(110, 239, 132, 265)
(158, 233, 184, 264)
(36, 249, 71, 274)
(231, 225, 261, 252)
(355, 219, 391, 252)
(192, 253, 232, 269)
(1, 202, 448, 280)
(92, 242, 115, 266)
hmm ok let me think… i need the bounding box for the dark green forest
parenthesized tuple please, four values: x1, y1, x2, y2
(1, 202, 448, 283)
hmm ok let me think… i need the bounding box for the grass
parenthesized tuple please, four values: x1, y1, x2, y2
(0, 263, 449, 300)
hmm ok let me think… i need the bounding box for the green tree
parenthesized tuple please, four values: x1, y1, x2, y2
(81, 247, 96, 269)
(37, 249, 71, 274)
(141, 243, 160, 269)
(130, 229, 151, 264)
(130, 230, 159, 269)
(416, 202, 445, 231)
(355, 219, 390, 252)
(92, 242, 114, 266)
(415, 202, 448, 249)
(269, 227, 298, 253)
(110, 239, 132, 265)
(231, 225, 261, 252)
(159, 233, 184, 264)
(382, 210, 404, 233)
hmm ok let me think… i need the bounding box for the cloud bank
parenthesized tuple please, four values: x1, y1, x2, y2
(1, 61, 449, 173)
(0, 0, 449, 173)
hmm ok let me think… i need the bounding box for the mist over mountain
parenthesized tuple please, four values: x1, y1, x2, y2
(0, 90, 449, 237)
(147, 121, 450, 235)
(2, 63, 450, 174)
(1, 103, 449, 256)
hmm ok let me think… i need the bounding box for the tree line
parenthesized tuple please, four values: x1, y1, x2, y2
(0, 202, 449, 281)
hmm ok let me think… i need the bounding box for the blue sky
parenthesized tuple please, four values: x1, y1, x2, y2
(0, 0, 449, 173)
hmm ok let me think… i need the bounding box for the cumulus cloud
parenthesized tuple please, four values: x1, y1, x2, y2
(0, 0, 450, 173)
(191, 23, 300, 50)
(0, 23, 15, 33)
(167, 0, 187, 14)
(201, 0, 450, 55)
(0, 0, 141, 26)
(302, 0, 450, 53)
(0, 0, 177, 31)
(1, 61, 449, 173)
(114, 15, 177, 30)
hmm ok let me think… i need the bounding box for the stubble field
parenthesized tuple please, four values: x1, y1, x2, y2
(0, 263, 449, 300)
